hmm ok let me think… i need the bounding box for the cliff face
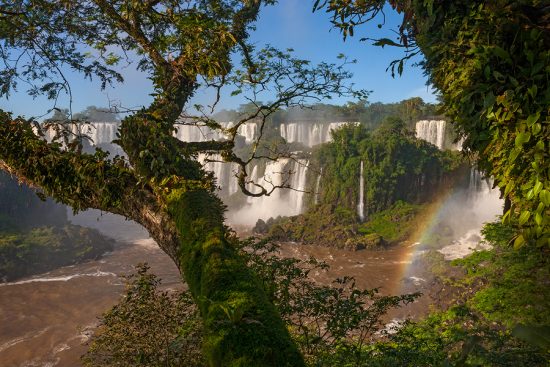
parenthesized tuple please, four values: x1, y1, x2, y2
(0, 171, 68, 231)
(0, 172, 114, 282)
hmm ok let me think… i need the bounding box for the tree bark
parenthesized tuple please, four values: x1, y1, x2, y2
(0, 109, 305, 366)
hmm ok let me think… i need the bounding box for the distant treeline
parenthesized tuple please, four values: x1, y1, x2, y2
(213, 97, 441, 130)
(46, 98, 441, 133)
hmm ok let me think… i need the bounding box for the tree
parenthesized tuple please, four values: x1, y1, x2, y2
(314, 0, 549, 247)
(0, 1, 364, 365)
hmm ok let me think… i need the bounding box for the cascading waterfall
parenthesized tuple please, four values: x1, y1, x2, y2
(436, 166, 502, 260)
(198, 153, 240, 197)
(38, 120, 355, 226)
(237, 123, 257, 143)
(229, 159, 310, 225)
(39, 122, 120, 151)
(280, 122, 353, 147)
(415, 120, 446, 150)
(357, 161, 365, 221)
(288, 160, 309, 214)
(468, 166, 494, 199)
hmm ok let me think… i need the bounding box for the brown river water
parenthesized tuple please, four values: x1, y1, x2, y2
(0, 206, 477, 367)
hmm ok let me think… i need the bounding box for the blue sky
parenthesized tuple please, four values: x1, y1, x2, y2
(0, 1, 436, 119)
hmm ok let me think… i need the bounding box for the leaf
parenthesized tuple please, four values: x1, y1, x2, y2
(535, 212, 542, 226)
(492, 46, 511, 63)
(504, 180, 515, 196)
(513, 234, 525, 249)
(532, 123, 542, 135)
(540, 190, 550, 206)
(515, 132, 531, 147)
(526, 113, 540, 126)
(533, 181, 543, 195)
(519, 211, 531, 226)
(527, 85, 538, 99)
(502, 208, 512, 224)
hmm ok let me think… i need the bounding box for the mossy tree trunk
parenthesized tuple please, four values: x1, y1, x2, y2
(0, 1, 306, 364)
(0, 84, 305, 367)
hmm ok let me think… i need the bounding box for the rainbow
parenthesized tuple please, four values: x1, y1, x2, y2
(390, 179, 503, 297)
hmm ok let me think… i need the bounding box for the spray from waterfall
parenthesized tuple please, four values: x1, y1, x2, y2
(391, 167, 503, 295)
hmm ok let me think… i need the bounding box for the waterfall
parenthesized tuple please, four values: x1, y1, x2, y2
(415, 120, 446, 150)
(229, 159, 310, 225)
(38, 122, 120, 149)
(280, 122, 353, 147)
(237, 123, 257, 143)
(174, 121, 229, 142)
(468, 166, 493, 198)
(38, 120, 316, 227)
(39, 121, 258, 146)
(288, 160, 309, 214)
(437, 166, 503, 260)
(199, 153, 240, 197)
(357, 161, 365, 221)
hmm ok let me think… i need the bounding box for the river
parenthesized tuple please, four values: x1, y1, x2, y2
(1, 181, 501, 367)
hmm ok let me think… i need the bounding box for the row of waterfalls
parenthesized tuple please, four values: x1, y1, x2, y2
(38, 119, 482, 226)
(38, 121, 346, 225)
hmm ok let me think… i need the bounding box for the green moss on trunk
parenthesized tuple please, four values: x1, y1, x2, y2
(167, 189, 305, 367)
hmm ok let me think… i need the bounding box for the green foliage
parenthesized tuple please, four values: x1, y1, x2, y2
(314, 118, 461, 218)
(1, 1, 369, 365)
(316, 0, 550, 247)
(260, 201, 421, 250)
(240, 238, 418, 366)
(357, 201, 421, 243)
(453, 221, 550, 328)
(165, 189, 305, 367)
(412, 1, 550, 247)
(364, 220, 550, 366)
(84, 240, 418, 367)
(367, 306, 548, 366)
(82, 264, 204, 367)
(0, 225, 113, 281)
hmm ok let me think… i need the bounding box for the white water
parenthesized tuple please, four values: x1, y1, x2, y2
(436, 167, 502, 260)
(357, 161, 365, 221)
(40, 121, 258, 146)
(415, 120, 446, 150)
(0, 270, 116, 287)
(199, 153, 240, 197)
(38, 121, 363, 226)
(228, 159, 309, 226)
(280, 122, 353, 147)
